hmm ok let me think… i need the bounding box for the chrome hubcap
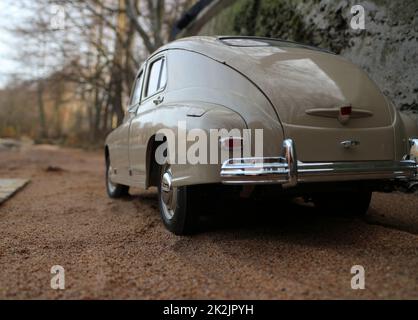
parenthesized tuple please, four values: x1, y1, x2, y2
(160, 168, 177, 220)
(107, 165, 117, 193)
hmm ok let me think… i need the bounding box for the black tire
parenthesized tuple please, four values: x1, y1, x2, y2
(408, 182, 418, 193)
(312, 191, 372, 216)
(158, 164, 199, 235)
(105, 155, 129, 198)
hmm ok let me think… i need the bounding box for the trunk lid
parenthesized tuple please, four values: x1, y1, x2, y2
(224, 46, 395, 161)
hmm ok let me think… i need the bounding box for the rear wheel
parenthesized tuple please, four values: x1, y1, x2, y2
(158, 164, 199, 235)
(105, 155, 129, 198)
(312, 191, 372, 216)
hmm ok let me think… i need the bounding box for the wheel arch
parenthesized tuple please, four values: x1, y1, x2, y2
(145, 135, 165, 189)
(105, 145, 110, 164)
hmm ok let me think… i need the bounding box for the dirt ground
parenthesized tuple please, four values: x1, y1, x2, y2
(0, 145, 417, 299)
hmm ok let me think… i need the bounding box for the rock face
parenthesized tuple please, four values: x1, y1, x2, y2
(200, 0, 418, 114)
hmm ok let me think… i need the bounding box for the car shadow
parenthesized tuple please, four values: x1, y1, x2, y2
(130, 188, 418, 243)
(200, 196, 375, 243)
(130, 189, 365, 243)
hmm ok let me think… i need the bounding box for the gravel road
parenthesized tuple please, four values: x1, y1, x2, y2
(0, 145, 417, 299)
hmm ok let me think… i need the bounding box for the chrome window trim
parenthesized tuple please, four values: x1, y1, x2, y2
(142, 53, 168, 103)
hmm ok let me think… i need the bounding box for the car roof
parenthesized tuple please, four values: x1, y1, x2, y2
(157, 36, 334, 58)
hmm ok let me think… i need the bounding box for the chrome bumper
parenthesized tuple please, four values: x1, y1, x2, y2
(221, 139, 418, 188)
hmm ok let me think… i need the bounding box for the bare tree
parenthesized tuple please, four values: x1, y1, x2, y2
(126, 0, 194, 53)
(2, 0, 193, 145)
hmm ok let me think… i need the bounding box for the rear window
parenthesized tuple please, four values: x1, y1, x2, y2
(220, 37, 333, 54)
(221, 38, 271, 47)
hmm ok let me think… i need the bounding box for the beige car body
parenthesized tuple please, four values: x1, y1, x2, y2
(105, 36, 417, 191)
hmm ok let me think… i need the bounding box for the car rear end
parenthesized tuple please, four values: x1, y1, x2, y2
(216, 37, 417, 192)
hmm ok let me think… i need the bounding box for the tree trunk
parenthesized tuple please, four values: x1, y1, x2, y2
(111, 0, 129, 126)
(37, 80, 48, 140)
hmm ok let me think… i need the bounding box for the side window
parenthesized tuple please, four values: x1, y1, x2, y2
(145, 57, 167, 98)
(130, 72, 144, 106)
(159, 60, 167, 89)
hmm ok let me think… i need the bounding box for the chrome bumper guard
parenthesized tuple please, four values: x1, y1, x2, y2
(221, 139, 418, 188)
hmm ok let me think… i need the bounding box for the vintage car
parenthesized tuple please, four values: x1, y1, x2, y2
(105, 36, 418, 235)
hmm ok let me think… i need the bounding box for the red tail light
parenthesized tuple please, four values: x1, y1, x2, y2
(220, 137, 243, 150)
(340, 106, 352, 116)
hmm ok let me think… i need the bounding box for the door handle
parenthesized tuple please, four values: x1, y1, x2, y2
(153, 96, 164, 106)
